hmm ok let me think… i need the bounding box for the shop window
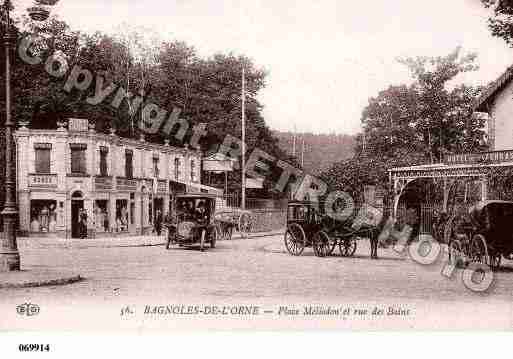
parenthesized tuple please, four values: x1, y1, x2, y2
(99, 146, 108, 176)
(125, 149, 133, 179)
(94, 200, 109, 232)
(30, 200, 57, 232)
(34, 143, 51, 174)
(116, 199, 128, 232)
(70, 143, 87, 174)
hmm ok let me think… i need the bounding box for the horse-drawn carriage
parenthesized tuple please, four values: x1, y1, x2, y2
(446, 200, 513, 270)
(284, 200, 378, 257)
(214, 210, 252, 240)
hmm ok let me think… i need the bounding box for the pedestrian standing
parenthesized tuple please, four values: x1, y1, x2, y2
(80, 209, 88, 239)
(370, 230, 378, 259)
(155, 209, 163, 236)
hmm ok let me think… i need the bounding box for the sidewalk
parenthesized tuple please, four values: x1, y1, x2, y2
(17, 229, 285, 250)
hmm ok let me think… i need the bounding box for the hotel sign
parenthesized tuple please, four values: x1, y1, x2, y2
(68, 118, 89, 132)
(444, 150, 513, 165)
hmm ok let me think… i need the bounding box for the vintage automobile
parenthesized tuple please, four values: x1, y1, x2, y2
(165, 193, 218, 251)
(448, 200, 513, 270)
(284, 200, 375, 257)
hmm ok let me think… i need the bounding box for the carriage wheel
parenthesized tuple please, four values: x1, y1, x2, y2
(339, 237, 357, 257)
(238, 212, 252, 238)
(313, 231, 332, 257)
(469, 234, 489, 265)
(210, 227, 218, 249)
(284, 223, 306, 256)
(448, 239, 463, 267)
(199, 229, 206, 252)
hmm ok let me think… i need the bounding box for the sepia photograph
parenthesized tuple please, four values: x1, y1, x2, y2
(2, 1, 513, 350)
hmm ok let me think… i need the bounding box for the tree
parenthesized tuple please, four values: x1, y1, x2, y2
(360, 47, 486, 163)
(322, 48, 486, 199)
(481, 0, 513, 45)
(0, 15, 289, 198)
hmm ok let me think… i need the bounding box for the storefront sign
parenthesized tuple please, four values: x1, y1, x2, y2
(444, 150, 513, 165)
(116, 178, 137, 192)
(28, 174, 57, 188)
(95, 177, 113, 191)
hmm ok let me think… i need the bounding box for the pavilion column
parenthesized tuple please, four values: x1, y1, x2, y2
(443, 178, 448, 213)
(480, 175, 488, 201)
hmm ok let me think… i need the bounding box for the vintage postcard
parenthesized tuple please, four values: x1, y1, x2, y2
(2, 0, 513, 346)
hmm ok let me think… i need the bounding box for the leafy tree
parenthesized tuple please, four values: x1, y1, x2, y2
(360, 47, 486, 163)
(0, 15, 290, 199)
(481, 0, 513, 45)
(322, 48, 486, 201)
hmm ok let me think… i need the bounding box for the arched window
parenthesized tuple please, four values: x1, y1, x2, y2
(72, 191, 83, 199)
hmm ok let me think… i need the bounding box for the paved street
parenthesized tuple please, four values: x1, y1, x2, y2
(1, 234, 513, 330)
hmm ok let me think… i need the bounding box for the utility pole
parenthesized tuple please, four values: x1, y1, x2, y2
(292, 124, 296, 157)
(301, 137, 305, 167)
(241, 66, 246, 210)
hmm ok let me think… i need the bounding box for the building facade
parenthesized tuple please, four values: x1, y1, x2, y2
(475, 65, 513, 151)
(389, 64, 513, 217)
(15, 118, 202, 238)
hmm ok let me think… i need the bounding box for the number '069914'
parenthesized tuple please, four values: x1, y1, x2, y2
(18, 344, 50, 352)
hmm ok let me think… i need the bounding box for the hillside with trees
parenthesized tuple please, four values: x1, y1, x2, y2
(273, 131, 355, 175)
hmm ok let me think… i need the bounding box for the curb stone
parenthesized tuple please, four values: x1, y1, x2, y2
(0, 274, 84, 289)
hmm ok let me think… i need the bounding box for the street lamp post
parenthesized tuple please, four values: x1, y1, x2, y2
(0, 0, 59, 272)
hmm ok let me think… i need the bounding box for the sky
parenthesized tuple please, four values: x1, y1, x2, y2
(16, 0, 513, 135)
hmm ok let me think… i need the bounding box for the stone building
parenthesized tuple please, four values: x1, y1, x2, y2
(15, 118, 203, 238)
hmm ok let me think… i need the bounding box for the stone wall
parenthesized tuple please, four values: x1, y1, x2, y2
(249, 209, 286, 233)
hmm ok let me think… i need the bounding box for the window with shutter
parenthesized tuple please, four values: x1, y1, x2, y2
(99, 146, 108, 176)
(34, 143, 51, 174)
(70, 144, 87, 174)
(174, 158, 181, 180)
(125, 149, 133, 179)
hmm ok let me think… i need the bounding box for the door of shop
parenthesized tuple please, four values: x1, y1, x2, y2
(71, 200, 84, 238)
